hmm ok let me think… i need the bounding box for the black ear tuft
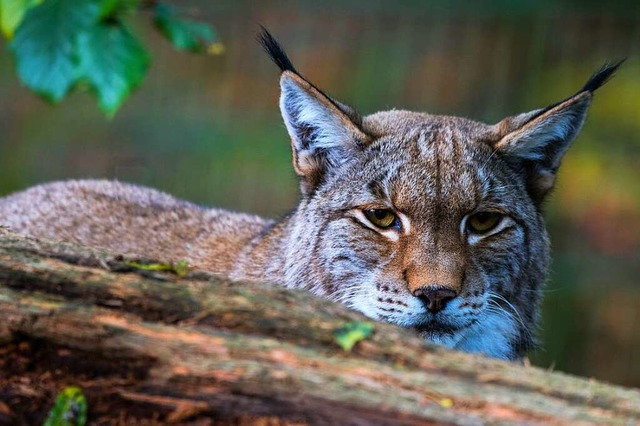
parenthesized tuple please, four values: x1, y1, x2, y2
(581, 59, 626, 93)
(257, 26, 297, 74)
(526, 59, 625, 121)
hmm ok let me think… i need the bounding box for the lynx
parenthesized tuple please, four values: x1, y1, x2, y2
(0, 30, 621, 360)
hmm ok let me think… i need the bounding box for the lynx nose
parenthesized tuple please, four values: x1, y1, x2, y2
(413, 287, 457, 313)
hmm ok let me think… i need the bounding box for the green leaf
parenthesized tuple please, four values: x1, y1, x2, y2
(172, 260, 189, 277)
(333, 321, 375, 352)
(77, 21, 149, 115)
(43, 386, 88, 426)
(125, 260, 190, 277)
(10, 0, 101, 102)
(99, 0, 139, 19)
(0, 0, 41, 39)
(153, 3, 216, 53)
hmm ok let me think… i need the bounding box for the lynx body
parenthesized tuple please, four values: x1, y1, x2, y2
(0, 31, 621, 360)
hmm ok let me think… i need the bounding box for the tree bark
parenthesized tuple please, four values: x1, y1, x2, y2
(0, 228, 638, 425)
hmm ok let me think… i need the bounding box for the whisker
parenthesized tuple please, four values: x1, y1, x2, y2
(329, 287, 374, 303)
(486, 292, 533, 339)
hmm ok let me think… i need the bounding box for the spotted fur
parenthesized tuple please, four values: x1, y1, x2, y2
(0, 31, 621, 360)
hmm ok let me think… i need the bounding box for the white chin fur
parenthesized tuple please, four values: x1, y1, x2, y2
(452, 310, 518, 360)
(418, 309, 519, 360)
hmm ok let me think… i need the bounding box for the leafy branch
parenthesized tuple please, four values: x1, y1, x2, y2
(0, 0, 221, 116)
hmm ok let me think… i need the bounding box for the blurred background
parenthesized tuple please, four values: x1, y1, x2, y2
(0, 0, 638, 387)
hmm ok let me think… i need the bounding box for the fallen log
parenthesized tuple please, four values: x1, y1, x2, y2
(0, 228, 638, 425)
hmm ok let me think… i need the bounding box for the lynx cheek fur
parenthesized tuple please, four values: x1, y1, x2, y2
(0, 30, 621, 360)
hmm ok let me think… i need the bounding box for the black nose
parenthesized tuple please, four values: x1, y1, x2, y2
(413, 287, 457, 313)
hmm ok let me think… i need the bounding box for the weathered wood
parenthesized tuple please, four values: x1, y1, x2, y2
(0, 228, 639, 425)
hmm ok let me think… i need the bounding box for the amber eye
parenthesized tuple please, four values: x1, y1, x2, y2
(466, 212, 502, 234)
(364, 209, 398, 229)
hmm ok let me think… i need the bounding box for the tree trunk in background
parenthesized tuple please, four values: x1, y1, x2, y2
(0, 228, 638, 425)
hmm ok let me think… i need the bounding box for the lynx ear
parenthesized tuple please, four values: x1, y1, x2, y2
(259, 28, 368, 194)
(491, 61, 623, 203)
(279, 72, 368, 192)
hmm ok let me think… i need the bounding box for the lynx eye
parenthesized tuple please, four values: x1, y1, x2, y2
(466, 212, 503, 234)
(363, 209, 398, 229)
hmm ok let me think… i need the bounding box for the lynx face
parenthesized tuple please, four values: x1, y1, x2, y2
(283, 114, 548, 359)
(260, 30, 621, 360)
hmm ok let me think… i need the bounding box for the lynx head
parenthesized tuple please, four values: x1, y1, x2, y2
(259, 29, 622, 360)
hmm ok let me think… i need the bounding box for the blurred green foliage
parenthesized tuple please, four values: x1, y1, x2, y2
(43, 386, 87, 426)
(154, 3, 218, 54)
(0, 0, 218, 115)
(0, 0, 638, 386)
